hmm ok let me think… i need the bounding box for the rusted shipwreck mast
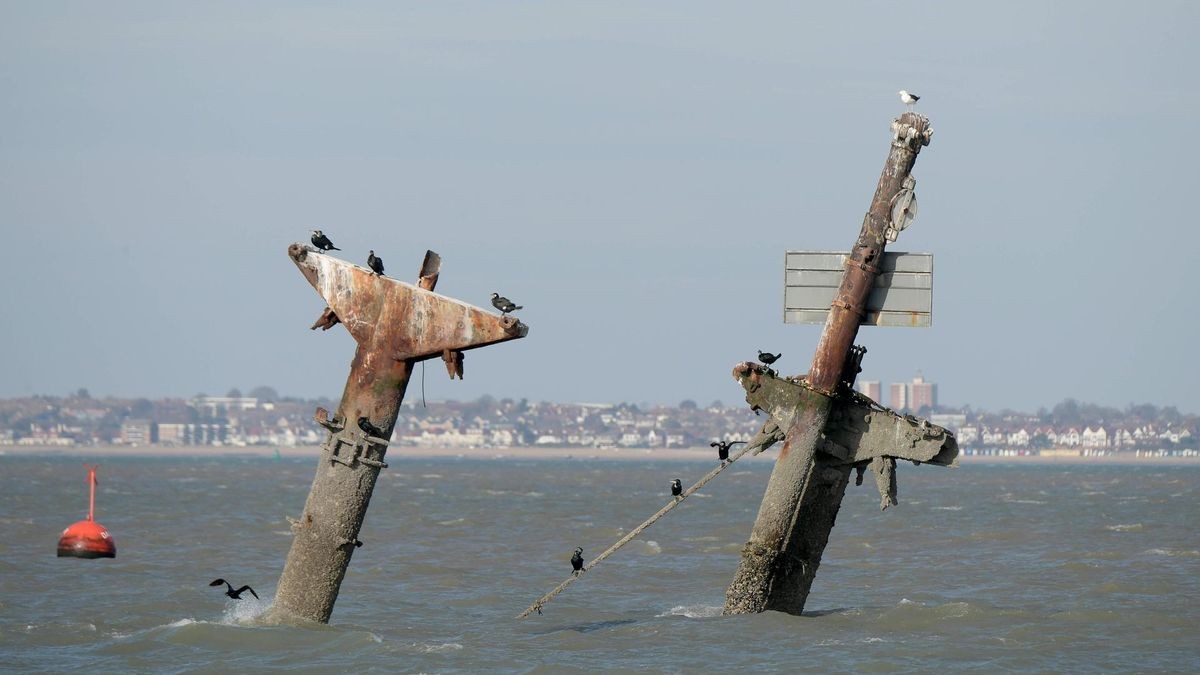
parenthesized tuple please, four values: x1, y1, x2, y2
(723, 111, 958, 615)
(269, 244, 526, 624)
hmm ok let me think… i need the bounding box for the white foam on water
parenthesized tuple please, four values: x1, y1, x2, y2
(1004, 499, 1047, 505)
(657, 604, 723, 618)
(814, 639, 845, 647)
(932, 506, 963, 511)
(417, 642, 463, 653)
(220, 597, 272, 624)
(1146, 548, 1200, 557)
(437, 517, 466, 526)
(641, 540, 662, 554)
(524, 491, 544, 498)
(420, 474, 443, 479)
(1105, 523, 1143, 532)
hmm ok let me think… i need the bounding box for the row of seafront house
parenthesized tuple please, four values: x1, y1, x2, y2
(930, 414, 1196, 458)
(1, 394, 1195, 457)
(0, 396, 757, 450)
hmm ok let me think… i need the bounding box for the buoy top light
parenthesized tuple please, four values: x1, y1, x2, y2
(57, 464, 116, 559)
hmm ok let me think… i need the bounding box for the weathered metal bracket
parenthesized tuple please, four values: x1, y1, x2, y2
(314, 407, 345, 433)
(735, 363, 956, 507)
(819, 397, 958, 467)
(325, 432, 390, 470)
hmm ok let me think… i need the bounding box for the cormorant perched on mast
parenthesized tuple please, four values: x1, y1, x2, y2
(570, 547, 584, 575)
(491, 292, 522, 316)
(670, 478, 683, 498)
(367, 250, 385, 276)
(757, 351, 781, 366)
(310, 230, 340, 252)
(209, 578, 259, 600)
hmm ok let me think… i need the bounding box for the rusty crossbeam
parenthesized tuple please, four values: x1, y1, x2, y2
(269, 244, 527, 624)
(723, 112, 939, 616)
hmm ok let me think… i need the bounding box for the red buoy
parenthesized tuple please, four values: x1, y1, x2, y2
(57, 464, 116, 559)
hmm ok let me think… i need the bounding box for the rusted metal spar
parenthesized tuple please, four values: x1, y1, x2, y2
(270, 245, 527, 624)
(723, 112, 934, 616)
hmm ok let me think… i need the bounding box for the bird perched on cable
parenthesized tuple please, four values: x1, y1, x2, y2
(757, 351, 781, 366)
(711, 440, 746, 462)
(310, 230, 340, 252)
(570, 547, 584, 575)
(898, 89, 920, 110)
(670, 478, 683, 498)
(491, 292, 522, 316)
(209, 579, 258, 600)
(367, 250, 385, 276)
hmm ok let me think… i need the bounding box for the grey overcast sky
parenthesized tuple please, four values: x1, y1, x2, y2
(1, 1, 1198, 412)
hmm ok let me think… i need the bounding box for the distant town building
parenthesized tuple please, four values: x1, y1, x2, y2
(888, 374, 937, 412)
(192, 396, 259, 415)
(857, 380, 882, 403)
(930, 413, 966, 432)
(909, 375, 937, 412)
(1081, 427, 1109, 448)
(120, 419, 153, 446)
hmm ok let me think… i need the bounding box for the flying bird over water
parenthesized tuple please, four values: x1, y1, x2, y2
(898, 90, 920, 110)
(209, 578, 258, 600)
(491, 292, 523, 316)
(711, 440, 745, 462)
(367, 250, 385, 276)
(310, 230, 340, 252)
(670, 478, 683, 498)
(570, 547, 584, 575)
(757, 351, 781, 366)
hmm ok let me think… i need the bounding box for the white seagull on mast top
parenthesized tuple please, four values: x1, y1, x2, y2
(898, 89, 920, 111)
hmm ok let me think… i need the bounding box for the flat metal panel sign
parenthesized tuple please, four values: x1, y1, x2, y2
(784, 251, 932, 327)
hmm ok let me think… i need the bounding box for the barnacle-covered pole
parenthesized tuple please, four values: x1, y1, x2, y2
(723, 112, 935, 615)
(269, 245, 527, 624)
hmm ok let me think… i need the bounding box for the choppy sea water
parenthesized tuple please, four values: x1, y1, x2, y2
(1, 454, 1198, 673)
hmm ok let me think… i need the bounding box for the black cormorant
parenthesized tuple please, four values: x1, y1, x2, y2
(757, 351, 781, 365)
(367, 250, 385, 276)
(209, 578, 259, 600)
(310, 230, 340, 251)
(490, 292, 522, 315)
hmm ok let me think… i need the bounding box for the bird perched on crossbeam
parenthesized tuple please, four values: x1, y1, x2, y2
(757, 351, 781, 366)
(367, 250, 385, 276)
(898, 89, 920, 111)
(210, 578, 258, 600)
(310, 230, 340, 252)
(670, 478, 683, 498)
(491, 292, 522, 316)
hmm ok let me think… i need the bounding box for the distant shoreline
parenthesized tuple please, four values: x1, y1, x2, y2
(2, 445, 1198, 465)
